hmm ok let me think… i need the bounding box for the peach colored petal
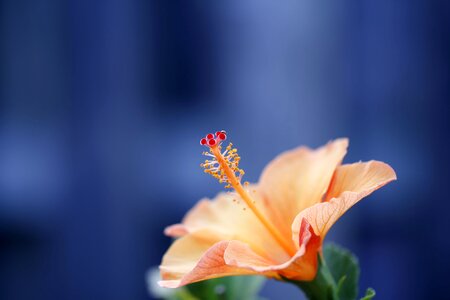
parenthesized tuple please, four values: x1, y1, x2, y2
(291, 161, 397, 246)
(258, 139, 348, 239)
(164, 192, 292, 263)
(164, 224, 188, 237)
(224, 219, 321, 281)
(159, 230, 257, 288)
(160, 221, 322, 287)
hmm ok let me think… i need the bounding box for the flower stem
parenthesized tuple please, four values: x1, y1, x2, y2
(289, 255, 338, 300)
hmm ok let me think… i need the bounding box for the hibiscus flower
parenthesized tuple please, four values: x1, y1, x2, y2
(159, 132, 396, 288)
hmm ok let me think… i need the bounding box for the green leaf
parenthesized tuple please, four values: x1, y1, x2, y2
(323, 244, 360, 300)
(147, 266, 265, 300)
(186, 276, 266, 300)
(360, 288, 376, 300)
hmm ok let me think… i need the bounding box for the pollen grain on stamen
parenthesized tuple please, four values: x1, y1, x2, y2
(199, 131, 244, 188)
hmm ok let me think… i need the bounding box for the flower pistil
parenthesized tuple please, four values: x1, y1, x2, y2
(200, 131, 295, 256)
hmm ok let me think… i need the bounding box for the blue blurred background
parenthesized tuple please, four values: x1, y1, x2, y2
(1, 1, 449, 299)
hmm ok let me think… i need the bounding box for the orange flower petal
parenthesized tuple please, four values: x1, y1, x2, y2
(160, 218, 322, 288)
(258, 138, 348, 239)
(159, 230, 257, 288)
(224, 218, 321, 281)
(291, 161, 397, 246)
(163, 192, 291, 262)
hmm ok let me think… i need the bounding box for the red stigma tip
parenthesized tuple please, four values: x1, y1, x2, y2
(201, 130, 228, 147)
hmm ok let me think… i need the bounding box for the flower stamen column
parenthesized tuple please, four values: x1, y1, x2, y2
(200, 131, 295, 256)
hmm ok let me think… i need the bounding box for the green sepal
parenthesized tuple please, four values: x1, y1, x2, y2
(288, 243, 374, 300)
(165, 289, 198, 300)
(186, 275, 266, 300)
(292, 258, 338, 300)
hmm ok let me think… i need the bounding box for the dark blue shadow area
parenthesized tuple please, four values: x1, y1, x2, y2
(0, 0, 449, 299)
